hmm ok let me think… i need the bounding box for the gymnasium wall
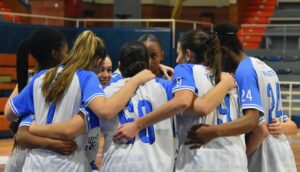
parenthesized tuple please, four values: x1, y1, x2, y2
(21, 0, 249, 26)
(0, 22, 180, 69)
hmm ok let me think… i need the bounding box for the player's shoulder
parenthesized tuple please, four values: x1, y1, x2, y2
(236, 57, 257, 78)
(238, 57, 254, 68)
(76, 69, 97, 78)
(154, 77, 172, 86)
(174, 63, 195, 72)
(104, 78, 127, 96)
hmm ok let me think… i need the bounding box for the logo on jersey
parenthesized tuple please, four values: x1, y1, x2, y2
(176, 77, 182, 86)
(85, 134, 99, 151)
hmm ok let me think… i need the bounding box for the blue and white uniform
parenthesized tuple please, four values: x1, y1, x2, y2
(4, 115, 34, 172)
(9, 66, 105, 172)
(174, 64, 247, 172)
(110, 70, 123, 84)
(237, 57, 296, 172)
(110, 68, 172, 83)
(83, 107, 101, 172)
(4, 74, 35, 172)
(99, 78, 175, 172)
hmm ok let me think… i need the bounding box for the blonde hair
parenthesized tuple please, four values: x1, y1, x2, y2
(42, 30, 106, 102)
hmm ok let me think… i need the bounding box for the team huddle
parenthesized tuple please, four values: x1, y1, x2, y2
(3, 23, 298, 172)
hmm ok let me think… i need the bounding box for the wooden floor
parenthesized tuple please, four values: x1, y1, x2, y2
(0, 131, 300, 172)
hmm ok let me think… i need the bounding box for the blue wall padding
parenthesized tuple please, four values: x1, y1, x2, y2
(0, 22, 192, 68)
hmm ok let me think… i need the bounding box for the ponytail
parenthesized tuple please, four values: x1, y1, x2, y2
(42, 30, 106, 102)
(16, 40, 30, 92)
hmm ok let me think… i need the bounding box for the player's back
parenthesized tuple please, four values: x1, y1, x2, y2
(175, 64, 247, 172)
(22, 67, 94, 172)
(245, 57, 296, 172)
(101, 78, 174, 172)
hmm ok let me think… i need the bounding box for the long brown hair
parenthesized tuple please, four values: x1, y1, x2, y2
(212, 22, 242, 73)
(179, 30, 223, 84)
(42, 30, 106, 102)
(203, 33, 223, 84)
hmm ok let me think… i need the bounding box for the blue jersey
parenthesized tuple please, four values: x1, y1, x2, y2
(99, 77, 174, 172)
(236, 57, 296, 172)
(9, 66, 105, 172)
(110, 70, 123, 84)
(173, 64, 247, 172)
(5, 74, 35, 172)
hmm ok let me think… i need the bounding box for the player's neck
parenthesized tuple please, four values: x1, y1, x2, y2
(236, 52, 248, 64)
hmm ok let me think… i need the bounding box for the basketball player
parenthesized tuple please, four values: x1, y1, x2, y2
(4, 30, 154, 172)
(113, 30, 240, 171)
(99, 41, 174, 172)
(187, 23, 297, 172)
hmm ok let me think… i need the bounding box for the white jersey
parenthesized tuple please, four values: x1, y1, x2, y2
(235, 57, 296, 172)
(9, 67, 105, 172)
(85, 111, 101, 172)
(4, 147, 27, 172)
(173, 64, 247, 172)
(4, 74, 35, 172)
(100, 78, 175, 172)
(4, 115, 35, 172)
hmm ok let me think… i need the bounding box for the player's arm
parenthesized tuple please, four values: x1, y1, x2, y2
(215, 109, 261, 136)
(113, 89, 194, 141)
(282, 119, 297, 135)
(187, 72, 235, 116)
(4, 85, 19, 121)
(159, 64, 173, 80)
(246, 121, 269, 156)
(29, 113, 86, 141)
(16, 126, 77, 155)
(186, 109, 261, 148)
(29, 70, 154, 140)
(88, 69, 155, 120)
(113, 64, 195, 141)
(187, 60, 265, 147)
(268, 117, 297, 137)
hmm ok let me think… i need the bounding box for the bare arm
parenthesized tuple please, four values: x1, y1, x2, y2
(282, 119, 297, 135)
(186, 72, 236, 116)
(268, 118, 297, 137)
(137, 90, 193, 129)
(213, 109, 260, 136)
(186, 109, 260, 146)
(29, 113, 86, 141)
(246, 124, 269, 156)
(16, 126, 77, 155)
(113, 90, 195, 141)
(159, 64, 173, 80)
(89, 69, 155, 120)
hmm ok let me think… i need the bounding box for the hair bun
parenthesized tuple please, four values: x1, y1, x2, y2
(212, 22, 238, 36)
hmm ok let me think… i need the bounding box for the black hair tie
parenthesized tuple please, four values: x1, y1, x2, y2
(206, 32, 216, 45)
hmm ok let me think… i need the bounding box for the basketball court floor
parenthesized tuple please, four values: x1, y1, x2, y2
(0, 131, 300, 172)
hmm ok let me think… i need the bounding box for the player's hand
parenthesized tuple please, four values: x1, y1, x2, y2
(131, 69, 155, 85)
(159, 64, 174, 80)
(185, 124, 217, 149)
(267, 118, 283, 138)
(220, 72, 236, 89)
(52, 140, 77, 155)
(113, 122, 139, 144)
